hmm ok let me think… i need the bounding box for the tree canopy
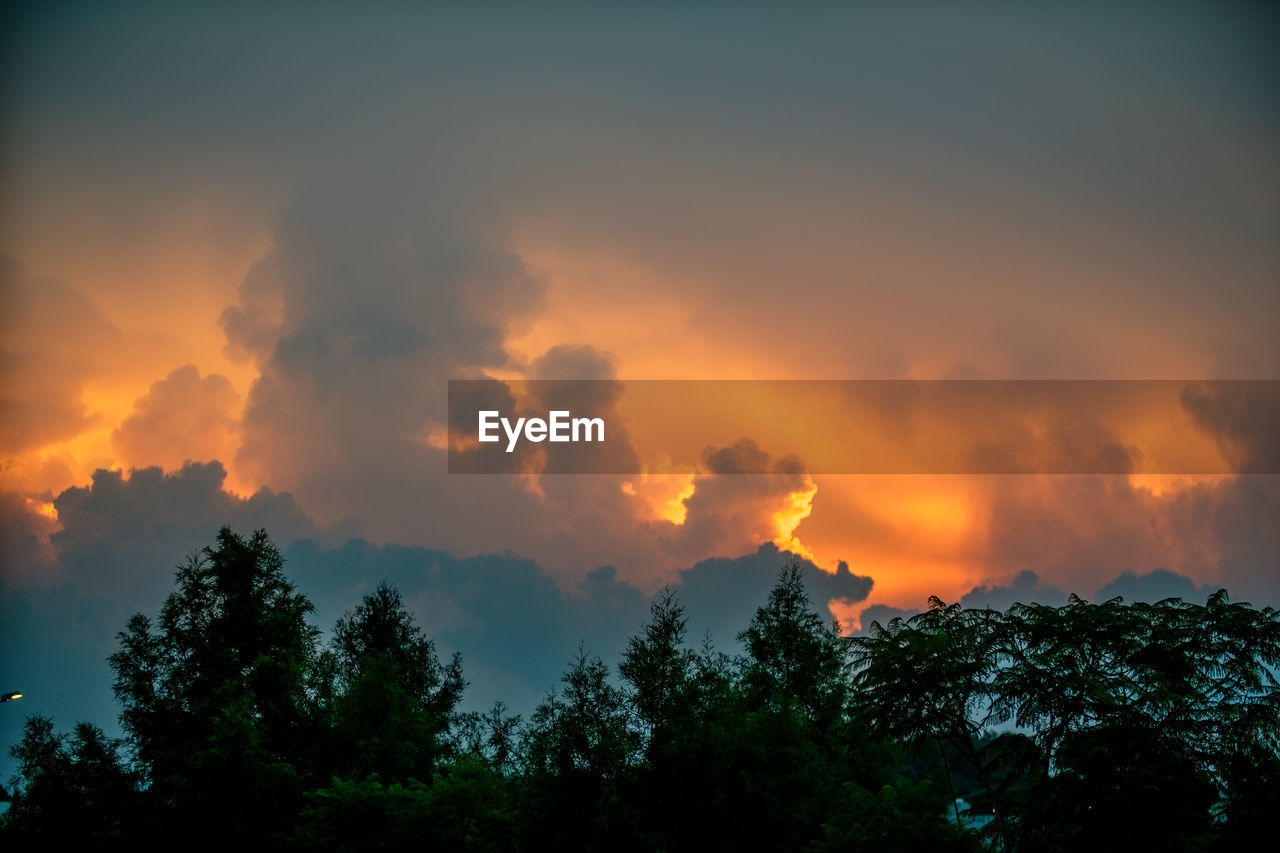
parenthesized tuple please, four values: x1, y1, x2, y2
(3, 533, 1276, 850)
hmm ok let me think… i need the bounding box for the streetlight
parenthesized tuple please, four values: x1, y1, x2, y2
(1, 691, 22, 702)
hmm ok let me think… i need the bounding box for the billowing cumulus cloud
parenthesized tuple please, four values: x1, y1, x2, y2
(46, 462, 318, 608)
(112, 364, 241, 472)
(223, 166, 549, 531)
(209, 160, 824, 590)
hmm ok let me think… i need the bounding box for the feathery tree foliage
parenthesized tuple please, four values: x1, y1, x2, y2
(3, 531, 1277, 851)
(107, 527, 321, 839)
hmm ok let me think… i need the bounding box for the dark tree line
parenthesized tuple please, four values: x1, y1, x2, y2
(2, 526, 1277, 850)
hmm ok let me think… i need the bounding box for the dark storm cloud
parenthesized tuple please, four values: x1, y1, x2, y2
(664, 442, 814, 567)
(217, 154, 821, 583)
(856, 603, 915, 633)
(975, 474, 1279, 605)
(1096, 569, 1216, 604)
(857, 570, 1067, 634)
(8, 3, 1276, 386)
(959, 570, 1069, 611)
(283, 539, 646, 713)
(1200, 475, 1280, 606)
(0, 464, 320, 782)
(49, 462, 318, 609)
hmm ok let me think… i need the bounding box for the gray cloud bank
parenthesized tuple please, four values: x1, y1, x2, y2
(5, 459, 1272, 783)
(0, 461, 870, 780)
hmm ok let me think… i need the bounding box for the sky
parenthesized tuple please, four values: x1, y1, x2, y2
(1, 1, 1278, 773)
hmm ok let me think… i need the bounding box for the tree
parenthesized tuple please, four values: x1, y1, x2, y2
(853, 590, 1280, 849)
(523, 645, 641, 851)
(294, 757, 516, 853)
(619, 588, 741, 851)
(321, 580, 466, 783)
(738, 560, 852, 724)
(108, 526, 321, 839)
(2, 716, 142, 844)
(620, 587, 699, 744)
(807, 780, 980, 853)
(728, 561, 874, 851)
(991, 592, 1280, 794)
(332, 580, 465, 716)
(851, 596, 1005, 834)
(453, 701, 524, 777)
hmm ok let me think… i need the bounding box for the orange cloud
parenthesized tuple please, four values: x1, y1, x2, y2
(112, 365, 242, 477)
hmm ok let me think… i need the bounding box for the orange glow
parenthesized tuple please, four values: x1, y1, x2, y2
(4, 373, 259, 499)
(1, 206, 1260, 626)
(772, 482, 818, 560)
(1128, 473, 1229, 497)
(24, 497, 58, 521)
(623, 472, 697, 525)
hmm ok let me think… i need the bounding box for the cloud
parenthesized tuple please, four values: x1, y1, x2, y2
(219, 164, 555, 545)
(0, 255, 119, 454)
(958, 569, 1070, 611)
(1, 464, 866, 780)
(674, 542, 872, 645)
(45, 462, 318, 608)
(0, 491, 58, 587)
(1096, 568, 1216, 604)
(665, 440, 816, 567)
(856, 604, 915, 633)
(970, 474, 1279, 607)
(1181, 382, 1280, 474)
(855, 566, 1224, 634)
(0, 463, 322, 779)
(282, 537, 868, 711)
(211, 164, 825, 590)
(856, 569, 1067, 634)
(112, 365, 241, 471)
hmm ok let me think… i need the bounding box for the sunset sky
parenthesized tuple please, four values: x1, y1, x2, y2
(2, 2, 1277, 768)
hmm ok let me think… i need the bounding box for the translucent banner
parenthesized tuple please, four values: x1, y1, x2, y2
(447, 380, 1279, 475)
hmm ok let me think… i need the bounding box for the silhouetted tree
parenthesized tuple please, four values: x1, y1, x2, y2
(807, 780, 980, 853)
(523, 645, 641, 851)
(3, 716, 142, 845)
(108, 526, 321, 840)
(852, 596, 1006, 839)
(619, 588, 745, 850)
(294, 756, 516, 852)
(738, 560, 851, 723)
(6, 528, 1277, 851)
(318, 580, 466, 783)
(724, 561, 879, 851)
